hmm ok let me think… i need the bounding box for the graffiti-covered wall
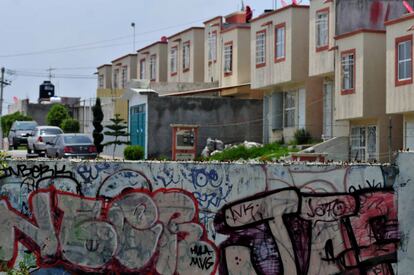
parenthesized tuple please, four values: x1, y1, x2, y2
(1, 154, 414, 274)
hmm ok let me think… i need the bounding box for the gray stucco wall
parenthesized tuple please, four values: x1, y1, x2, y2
(147, 94, 263, 158)
(336, 0, 414, 35)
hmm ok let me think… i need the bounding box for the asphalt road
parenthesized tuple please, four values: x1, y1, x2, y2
(7, 149, 28, 159)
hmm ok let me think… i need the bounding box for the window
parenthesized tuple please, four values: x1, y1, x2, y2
(396, 35, 413, 86)
(139, 59, 145, 80)
(113, 69, 119, 88)
(170, 46, 178, 76)
(208, 31, 217, 63)
(351, 126, 377, 161)
(121, 66, 128, 88)
(316, 8, 329, 51)
(98, 75, 104, 88)
(256, 30, 266, 67)
(284, 91, 296, 127)
(150, 54, 157, 81)
(183, 41, 190, 71)
(224, 42, 233, 76)
(341, 49, 355, 94)
(275, 23, 286, 62)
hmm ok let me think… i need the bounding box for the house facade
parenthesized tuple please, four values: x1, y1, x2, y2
(386, 13, 414, 150)
(251, 4, 324, 143)
(167, 27, 205, 83)
(137, 40, 168, 83)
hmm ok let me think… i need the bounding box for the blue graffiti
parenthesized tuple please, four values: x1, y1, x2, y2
(191, 168, 222, 189)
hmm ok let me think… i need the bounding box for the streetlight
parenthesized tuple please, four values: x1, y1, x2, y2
(131, 22, 136, 52)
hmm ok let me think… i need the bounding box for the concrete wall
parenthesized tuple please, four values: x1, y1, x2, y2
(386, 16, 414, 115)
(146, 94, 263, 158)
(1, 153, 414, 274)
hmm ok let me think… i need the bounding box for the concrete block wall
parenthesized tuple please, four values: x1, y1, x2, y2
(1, 153, 414, 274)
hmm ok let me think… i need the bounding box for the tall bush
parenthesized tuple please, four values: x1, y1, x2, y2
(1, 112, 32, 137)
(92, 98, 104, 154)
(61, 118, 80, 133)
(46, 104, 70, 127)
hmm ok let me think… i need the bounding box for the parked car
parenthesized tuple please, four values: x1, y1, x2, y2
(46, 134, 97, 159)
(27, 126, 63, 156)
(8, 121, 38, 150)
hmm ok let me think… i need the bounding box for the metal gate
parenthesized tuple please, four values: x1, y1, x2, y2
(130, 104, 146, 149)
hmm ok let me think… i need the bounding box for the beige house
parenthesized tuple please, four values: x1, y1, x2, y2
(334, 29, 402, 162)
(97, 64, 112, 89)
(137, 40, 168, 82)
(95, 54, 137, 121)
(167, 27, 205, 83)
(250, 4, 323, 143)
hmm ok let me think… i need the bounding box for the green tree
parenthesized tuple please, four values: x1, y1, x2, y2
(1, 112, 32, 137)
(46, 104, 70, 127)
(61, 118, 80, 133)
(92, 98, 104, 154)
(103, 114, 129, 159)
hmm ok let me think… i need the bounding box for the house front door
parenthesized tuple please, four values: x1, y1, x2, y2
(130, 104, 146, 150)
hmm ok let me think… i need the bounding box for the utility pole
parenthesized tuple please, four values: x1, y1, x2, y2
(0, 67, 11, 150)
(131, 22, 136, 52)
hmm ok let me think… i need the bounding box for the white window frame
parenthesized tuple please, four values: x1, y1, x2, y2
(397, 40, 412, 81)
(283, 91, 296, 128)
(170, 47, 178, 75)
(316, 10, 329, 49)
(208, 31, 217, 62)
(275, 24, 285, 60)
(150, 54, 157, 81)
(256, 31, 266, 66)
(183, 42, 190, 71)
(341, 51, 355, 92)
(350, 125, 377, 162)
(121, 66, 128, 88)
(113, 69, 119, 89)
(98, 75, 104, 88)
(139, 59, 145, 80)
(224, 42, 233, 74)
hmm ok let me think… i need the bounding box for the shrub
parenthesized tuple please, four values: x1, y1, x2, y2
(46, 104, 70, 127)
(1, 112, 32, 137)
(293, 128, 312, 145)
(124, 145, 144, 160)
(92, 98, 104, 154)
(61, 118, 80, 133)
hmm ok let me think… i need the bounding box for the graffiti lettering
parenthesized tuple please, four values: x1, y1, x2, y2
(0, 187, 218, 274)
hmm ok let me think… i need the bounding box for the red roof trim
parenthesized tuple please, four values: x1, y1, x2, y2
(137, 41, 167, 53)
(168, 27, 204, 40)
(250, 4, 309, 23)
(111, 53, 137, 63)
(203, 16, 223, 25)
(334, 29, 385, 40)
(97, 64, 112, 69)
(385, 13, 414, 26)
(221, 25, 251, 34)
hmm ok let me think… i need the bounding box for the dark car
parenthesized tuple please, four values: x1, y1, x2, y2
(46, 134, 97, 159)
(8, 121, 38, 150)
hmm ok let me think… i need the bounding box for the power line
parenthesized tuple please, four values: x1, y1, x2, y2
(0, 18, 207, 58)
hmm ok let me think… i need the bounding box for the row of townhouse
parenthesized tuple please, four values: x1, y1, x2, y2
(96, 0, 414, 162)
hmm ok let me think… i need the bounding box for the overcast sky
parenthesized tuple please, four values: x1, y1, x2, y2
(0, 0, 307, 114)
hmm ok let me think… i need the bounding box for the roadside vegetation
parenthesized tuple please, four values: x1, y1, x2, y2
(1, 112, 32, 137)
(207, 142, 299, 162)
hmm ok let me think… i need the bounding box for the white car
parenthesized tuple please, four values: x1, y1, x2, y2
(27, 126, 63, 156)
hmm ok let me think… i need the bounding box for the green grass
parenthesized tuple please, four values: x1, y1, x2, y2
(208, 142, 299, 162)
